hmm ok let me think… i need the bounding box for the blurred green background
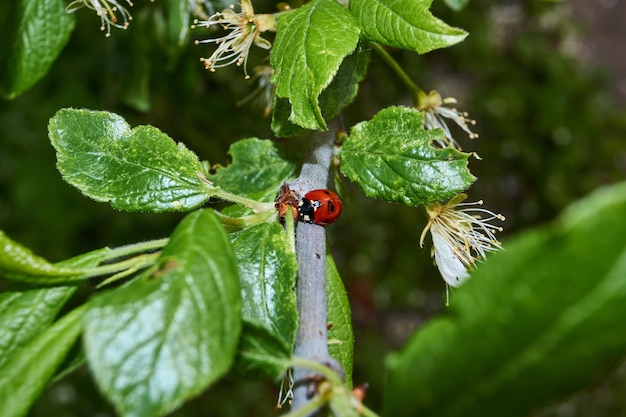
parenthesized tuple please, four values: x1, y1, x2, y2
(1, 0, 625, 416)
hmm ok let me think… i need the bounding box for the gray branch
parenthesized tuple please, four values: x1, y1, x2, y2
(290, 117, 343, 411)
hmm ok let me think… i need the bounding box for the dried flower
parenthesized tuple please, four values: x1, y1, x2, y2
(417, 90, 478, 150)
(420, 194, 504, 287)
(276, 368, 294, 409)
(237, 65, 275, 116)
(193, 0, 276, 78)
(66, 0, 133, 37)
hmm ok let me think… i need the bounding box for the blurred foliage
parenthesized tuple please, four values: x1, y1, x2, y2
(0, 0, 625, 416)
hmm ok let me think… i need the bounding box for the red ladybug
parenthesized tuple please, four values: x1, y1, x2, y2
(298, 189, 343, 226)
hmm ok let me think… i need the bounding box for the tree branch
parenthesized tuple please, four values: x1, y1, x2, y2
(290, 117, 342, 411)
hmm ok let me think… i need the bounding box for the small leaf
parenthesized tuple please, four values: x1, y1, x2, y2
(0, 230, 92, 283)
(208, 138, 295, 202)
(340, 106, 475, 206)
(382, 182, 626, 417)
(271, 0, 360, 130)
(272, 48, 370, 138)
(0, 0, 75, 99)
(49, 108, 210, 212)
(84, 209, 241, 417)
(327, 255, 354, 388)
(350, 0, 466, 54)
(0, 305, 85, 417)
(231, 223, 298, 378)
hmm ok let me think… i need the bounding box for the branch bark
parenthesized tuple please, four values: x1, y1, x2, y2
(290, 117, 342, 411)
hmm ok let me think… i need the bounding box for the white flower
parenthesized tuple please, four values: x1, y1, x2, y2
(417, 90, 478, 150)
(420, 194, 505, 288)
(66, 0, 133, 37)
(236, 65, 275, 116)
(193, 0, 276, 78)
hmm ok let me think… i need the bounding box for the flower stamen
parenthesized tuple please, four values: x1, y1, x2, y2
(193, 0, 276, 78)
(420, 194, 504, 287)
(417, 90, 478, 150)
(66, 0, 134, 37)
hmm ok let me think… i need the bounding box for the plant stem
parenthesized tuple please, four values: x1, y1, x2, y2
(289, 117, 343, 413)
(100, 238, 169, 262)
(369, 42, 423, 100)
(197, 171, 275, 213)
(81, 252, 160, 279)
(213, 188, 276, 212)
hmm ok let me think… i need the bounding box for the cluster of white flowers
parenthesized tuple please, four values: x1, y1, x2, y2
(414, 86, 504, 291)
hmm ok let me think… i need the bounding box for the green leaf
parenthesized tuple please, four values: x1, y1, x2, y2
(272, 48, 370, 138)
(49, 108, 211, 212)
(0, 0, 75, 99)
(442, 0, 469, 11)
(271, 98, 308, 138)
(340, 106, 475, 206)
(0, 305, 85, 417)
(327, 255, 354, 388)
(0, 248, 112, 417)
(382, 182, 626, 417)
(271, 0, 360, 130)
(349, 0, 467, 53)
(0, 247, 111, 366)
(208, 138, 296, 202)
(0, 285, 75, 368)
(231, 223, 298, 378)
(84, 209, 241, 417)
(0, 230, 93, 283)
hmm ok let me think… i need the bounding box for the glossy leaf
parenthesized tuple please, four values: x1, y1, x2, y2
(231, 223, 298, 378)
(349, 0, 466, 54)
(271, 0, 360, 130)
(0, 305, 85, 417)
(0, 0, 75, 99)
(383, 182, 626, 417)
(340, 106, 475, 206)
(0, 230, 91, 283)
(208, 138, 295, 202)
(0, 247, 111, 417)
(0, 285, 74, 369)
(272, 48, 370, 138)
(84, 209, 241, 417)
(49, 108, 210, 212)
(327, 255, 354, 388)
(0, 246, 110, 367)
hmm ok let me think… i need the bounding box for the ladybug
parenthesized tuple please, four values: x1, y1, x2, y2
(298, 189, 343, 226)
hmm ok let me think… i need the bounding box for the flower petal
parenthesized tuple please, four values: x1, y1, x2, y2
(432, 232, 470, 287)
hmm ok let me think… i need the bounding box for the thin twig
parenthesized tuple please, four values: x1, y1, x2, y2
(289, 117, 343, 412)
